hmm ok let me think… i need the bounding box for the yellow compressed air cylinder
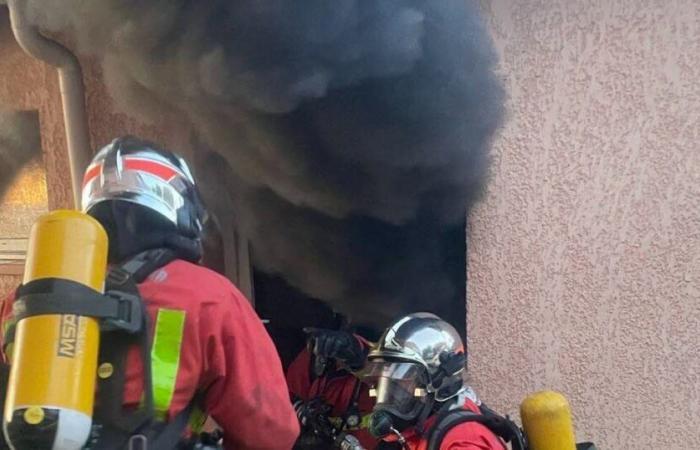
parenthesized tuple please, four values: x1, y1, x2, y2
(520, 391, 577, 450)
(3, 210, 108, 450)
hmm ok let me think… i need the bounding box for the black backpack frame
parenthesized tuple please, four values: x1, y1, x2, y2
(426, 403, 598, 450)
(426, 403, 526, 450)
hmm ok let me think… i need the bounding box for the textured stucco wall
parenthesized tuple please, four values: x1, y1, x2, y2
(467, 1, 699, 449)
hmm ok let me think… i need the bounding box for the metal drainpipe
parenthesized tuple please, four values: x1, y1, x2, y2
(7, 0, 91, 208)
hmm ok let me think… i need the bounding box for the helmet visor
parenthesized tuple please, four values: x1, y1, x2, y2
(362, 361, 428, 420)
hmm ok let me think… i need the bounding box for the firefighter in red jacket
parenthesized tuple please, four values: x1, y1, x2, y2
(1, 136, 299, 449)
(287, 326, 377, 449)
(361, 313, 507, 450)
(287, 313, 519, 450)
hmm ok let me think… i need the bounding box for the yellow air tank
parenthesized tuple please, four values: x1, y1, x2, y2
(520, 390, 577, 450)
(3, 210, 108, 450)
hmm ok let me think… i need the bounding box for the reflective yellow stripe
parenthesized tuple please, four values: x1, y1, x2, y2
(151, 308, 185, 418)
(188, 407, 207, 434)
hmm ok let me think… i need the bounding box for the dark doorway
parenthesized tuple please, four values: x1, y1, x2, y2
(252, 218, 467, 369)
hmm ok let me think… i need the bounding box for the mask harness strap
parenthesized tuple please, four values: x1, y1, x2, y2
(415, 350, 468, 443)
(415, 396, 437, 437)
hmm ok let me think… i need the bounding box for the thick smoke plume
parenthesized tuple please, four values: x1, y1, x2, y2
(26, 0, 504, 329)
(0, 110, 41, 199)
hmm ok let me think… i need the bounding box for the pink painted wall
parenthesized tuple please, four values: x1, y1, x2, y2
(467, 1, 699, 448)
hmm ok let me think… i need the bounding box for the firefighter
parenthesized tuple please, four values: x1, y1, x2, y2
(361, 313, 517, 450)
(1, 136, 299, 449)
(287, 323, 377, 449)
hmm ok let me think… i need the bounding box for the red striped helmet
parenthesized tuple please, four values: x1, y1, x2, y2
(81, 136, 205, 239)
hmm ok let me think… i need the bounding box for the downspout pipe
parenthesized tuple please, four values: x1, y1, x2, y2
(7, 0, 90, 208)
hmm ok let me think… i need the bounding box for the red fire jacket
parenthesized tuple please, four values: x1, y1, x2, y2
(286, 347, 377, 449)
(383, 398, 505, 450)
(1, 259, 300, 450)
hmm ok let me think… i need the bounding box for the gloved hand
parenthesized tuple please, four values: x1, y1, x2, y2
(303, 328, 367, 370)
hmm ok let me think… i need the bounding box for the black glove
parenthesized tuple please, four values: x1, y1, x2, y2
(304, 328, 367, 370)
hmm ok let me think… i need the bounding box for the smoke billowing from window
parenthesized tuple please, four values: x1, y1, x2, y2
(26, 0, 505, 328)
(0, 110, 41, 199)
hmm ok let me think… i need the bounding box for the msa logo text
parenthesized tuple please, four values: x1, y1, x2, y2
(57, 315, 78, 358)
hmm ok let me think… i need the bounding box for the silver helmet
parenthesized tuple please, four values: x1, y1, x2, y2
(363, 312, 466, 412)
(81, 136, 205, 239)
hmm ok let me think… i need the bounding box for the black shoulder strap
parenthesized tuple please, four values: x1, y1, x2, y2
(91, 396, 199, 450)
(426, 405, 526, 450)
(93, 280, 152, 444)
(107, 248, 177, 287)
(92, 248, 182, 449)
(12, 279, 144, 334)
(3, 249, 178, 350)
(141, 394, 202, 450)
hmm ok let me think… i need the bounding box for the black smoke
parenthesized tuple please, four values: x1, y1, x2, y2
(25, 0, 505, 330)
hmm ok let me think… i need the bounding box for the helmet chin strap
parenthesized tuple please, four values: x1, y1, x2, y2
(370, 410, 409, 446)
(415, 395, 436, 436)
(388, 426, 409, 450)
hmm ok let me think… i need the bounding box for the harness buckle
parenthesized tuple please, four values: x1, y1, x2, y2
(128, 434, 148, 450)
(107, 267, 131, 287)
(101, 290, 143, 334)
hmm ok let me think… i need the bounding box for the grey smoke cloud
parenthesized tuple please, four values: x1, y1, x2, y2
(25, 0, 505, 328)
(0, 110, 41, 199)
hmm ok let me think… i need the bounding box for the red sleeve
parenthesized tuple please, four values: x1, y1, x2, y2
(355, 334, 372, 351)
(0, 290, 17, 364)
(286, 348, 312, 400)
(440, 422, 506, 450)
(200, 283, 300, 450)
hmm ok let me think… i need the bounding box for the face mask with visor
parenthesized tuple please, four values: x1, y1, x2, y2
(363, 360, 430, 422)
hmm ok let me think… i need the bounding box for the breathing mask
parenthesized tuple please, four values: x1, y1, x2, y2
(363, 361, 430, 439)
